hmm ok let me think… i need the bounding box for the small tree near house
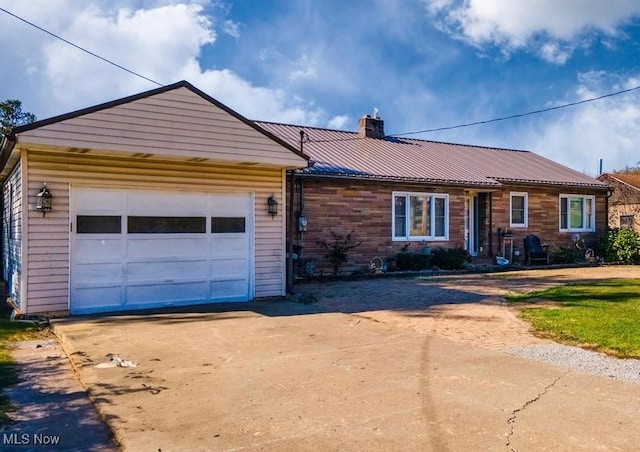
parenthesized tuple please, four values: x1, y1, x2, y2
(316, 229, 362, 275)
(1, 99, 37, 137)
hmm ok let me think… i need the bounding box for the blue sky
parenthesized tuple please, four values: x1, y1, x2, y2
(1, 0, 639, 174)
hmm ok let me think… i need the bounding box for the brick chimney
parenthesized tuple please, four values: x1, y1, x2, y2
(358, 110, 384, 139)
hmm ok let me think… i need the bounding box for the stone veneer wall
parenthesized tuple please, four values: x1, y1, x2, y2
(289, 177, 607, 275)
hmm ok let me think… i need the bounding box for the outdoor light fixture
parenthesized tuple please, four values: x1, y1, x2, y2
(267, 195, 278, 217)
(36, 183, 52, 217)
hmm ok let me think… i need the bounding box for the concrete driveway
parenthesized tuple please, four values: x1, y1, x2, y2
(53, 267, 640, 451)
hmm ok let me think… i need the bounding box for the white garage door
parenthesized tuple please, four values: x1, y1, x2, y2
(70, 188, 253, 314)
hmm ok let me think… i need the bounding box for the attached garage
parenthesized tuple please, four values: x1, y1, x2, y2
(1, 81, 307, 315)
(71, 188, 253, 314)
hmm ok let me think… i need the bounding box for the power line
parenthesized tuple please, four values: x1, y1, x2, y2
(3, 6, 639, 140)
(391, 84, 640, 137)
(296, 83, 640, 145)
(0, 7, 163, 87)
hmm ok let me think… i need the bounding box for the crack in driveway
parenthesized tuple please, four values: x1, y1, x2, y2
(505, 370, 571, 451)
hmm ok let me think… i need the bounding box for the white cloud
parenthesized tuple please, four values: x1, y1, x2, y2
(257, 47, 282, 63)
(288, 54, 318, 81)
(42, 3, 215, 109)
(539, 42, 571, 65)
(327, 115, 350, 130)
(222, 19, 240, 39)
(184, 67, 329, 125)
(0, 1, 336, 126)
(424, 0, 640, 62)
(420, 70, 640, 174)
(521, 73, 640, 173)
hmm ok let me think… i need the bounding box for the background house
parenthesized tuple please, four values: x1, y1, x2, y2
(598, 172, 640, 232)
(258, 115, 609, 275)
(1, 81, 307, 315)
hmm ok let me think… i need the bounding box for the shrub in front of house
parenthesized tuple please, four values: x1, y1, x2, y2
(550, 246, 582, 264)
(316, 229, 363, 275)
(590, 228, 640, 264)
(431, 247, 471, 270)
(395, 247, 428, 271)
(609, 228, 640, 264)
(394, 246, 470, 271)
(551, 229, 640, 265)
(595, 232, 618, 263)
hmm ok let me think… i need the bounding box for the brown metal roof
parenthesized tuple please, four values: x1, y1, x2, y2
(603, 172, 640, 191)
(256, 121, 608, 189)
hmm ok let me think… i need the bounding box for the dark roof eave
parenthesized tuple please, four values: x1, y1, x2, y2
(0, 134, 17, 179)
(296, 171, 610, 190)
(295, 170, 503, 188)
(491, 177, 609, 190)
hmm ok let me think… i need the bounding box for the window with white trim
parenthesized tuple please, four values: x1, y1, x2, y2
(559, 194, 595, 232)
(510, 192, 528, 227)
(393, 192, 448, 240)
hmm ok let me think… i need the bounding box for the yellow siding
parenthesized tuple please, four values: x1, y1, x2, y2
(25, 150, 286, 313)
(18, 87, 306, 168)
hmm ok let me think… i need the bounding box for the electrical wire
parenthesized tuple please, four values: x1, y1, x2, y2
(0, 6, 163, 87)
(390, 84, 640, 137)
(311, 83, 640, 143)
(299, 83, 640, 144)
(3, 6, 639, 141)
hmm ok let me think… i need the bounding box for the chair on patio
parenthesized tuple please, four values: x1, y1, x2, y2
(523, 234, 550, 265)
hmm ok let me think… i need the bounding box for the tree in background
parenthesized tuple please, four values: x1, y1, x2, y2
(616, 161, 640, 174)
(1, 99, 37, 136)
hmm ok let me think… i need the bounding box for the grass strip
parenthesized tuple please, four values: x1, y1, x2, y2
(0, 313, 49, 424)
(507, 278, 640, 358)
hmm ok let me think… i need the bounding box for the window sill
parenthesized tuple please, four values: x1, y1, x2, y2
(392, 237, 449, 242)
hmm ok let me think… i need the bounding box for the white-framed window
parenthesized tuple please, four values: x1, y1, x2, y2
(510, 192, 528, 227)
(559, 194, 595, 232)
(392, 192, 448, 240)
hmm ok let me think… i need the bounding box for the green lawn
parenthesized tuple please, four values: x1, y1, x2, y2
(507, 279, 640, 358)
(0, 312, 49, 424)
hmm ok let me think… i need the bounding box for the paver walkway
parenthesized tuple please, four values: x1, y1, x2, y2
(295, 266, 640, 350)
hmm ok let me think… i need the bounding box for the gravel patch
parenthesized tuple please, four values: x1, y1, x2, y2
(506, 344, 640, 385)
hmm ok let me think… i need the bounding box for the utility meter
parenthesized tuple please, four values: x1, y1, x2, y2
(297, 216, 308, 232)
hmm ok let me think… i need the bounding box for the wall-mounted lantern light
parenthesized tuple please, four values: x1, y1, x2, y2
(36, 183, 52, 217)
(267, 195, 278, 217)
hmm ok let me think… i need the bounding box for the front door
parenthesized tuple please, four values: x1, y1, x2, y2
(465, 194, 480, 256)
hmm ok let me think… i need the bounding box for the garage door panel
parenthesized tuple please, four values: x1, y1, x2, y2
(210, 194, 251, 211)
(210, 280, 249, 300)
(127, 260, 209, 281)
(74, 189, 124, 211)
(127, 237, 209, 259)
(126, 282, 209, 304)
(127, 192, 207, 214)
(74, 263, 123, 284)
(74, 239, 123, 262)
(72, 287, 122, 310)
(211, 259, 248, 278)
(211, 237, 248, 254)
